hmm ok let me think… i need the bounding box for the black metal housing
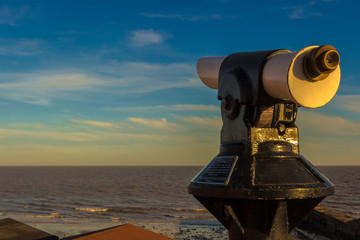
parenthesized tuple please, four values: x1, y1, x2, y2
(188, 50, 334, 240)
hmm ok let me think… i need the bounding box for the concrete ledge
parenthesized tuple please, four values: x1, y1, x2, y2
(0, 218, 58, 240)
(298, 206, 360, 240)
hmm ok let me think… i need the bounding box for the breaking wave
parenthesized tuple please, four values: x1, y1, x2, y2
(75, 208, 109, 212)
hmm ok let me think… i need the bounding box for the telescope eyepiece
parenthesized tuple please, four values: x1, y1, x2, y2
(321, 50, 340, 71)
(303, 45, 340, 81)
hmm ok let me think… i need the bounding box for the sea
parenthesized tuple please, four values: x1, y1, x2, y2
(0, 166, 359, 230)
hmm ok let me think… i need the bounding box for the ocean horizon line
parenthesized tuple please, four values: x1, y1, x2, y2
(0, 164, 359, 167)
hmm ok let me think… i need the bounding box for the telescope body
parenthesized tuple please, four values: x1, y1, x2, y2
(189, 46, 339, 240)
(197, 46, 340, 108)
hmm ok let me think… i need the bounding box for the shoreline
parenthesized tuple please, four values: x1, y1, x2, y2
(1, 205, 359, 240)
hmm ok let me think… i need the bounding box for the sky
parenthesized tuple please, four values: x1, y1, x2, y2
(0, 0, 358, 166)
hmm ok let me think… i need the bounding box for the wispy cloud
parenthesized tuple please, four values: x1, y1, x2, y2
(0, 39, 44, 56)
(0, 110, 357, 165)
(140, 13, 228, 21)
(0, 128, 101, 142)
(55, 30, 84, 35)
(127, 117, 179, 131)
(128, 29, 171, 48)
(0, 117, 214, 146)
(287, 6, 322, 19)
(285, 0, 332, 19)
(177, 116, 222, 128)
(339, 85, 360, 94)
(105, 104, 218, 112)
(297, 111, 360, 136)
(54, 31, 85, 43)
(93, 61, 199, 92)
(0, 5, 28, 26)
(173, 104, 218, 111)
(331, 94, 360, 115)
(0, 125, 168, 147)
(0, 118, 218, 165)
(288, 7, 306, 19)
(0, 60, 199, 105)
(71, 119, 121, 129)
(295, 109, 360, 165)
(0, 72, 105, 105)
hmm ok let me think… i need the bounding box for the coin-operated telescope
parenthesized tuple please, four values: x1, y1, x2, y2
(188, 45, 340, 240)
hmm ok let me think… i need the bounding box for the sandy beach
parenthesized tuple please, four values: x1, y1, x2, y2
(141, 223, 228, 240)
(28, 221, 324, 240)
(28, 222, 228, 240)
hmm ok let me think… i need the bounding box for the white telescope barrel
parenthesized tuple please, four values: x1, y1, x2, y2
(196, 56, 226, 89)
(262, 46, 341, 108)
(196, 46, 340, 109)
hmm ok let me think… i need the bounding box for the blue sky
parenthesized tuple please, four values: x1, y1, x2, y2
(0, 0, 358, 165)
